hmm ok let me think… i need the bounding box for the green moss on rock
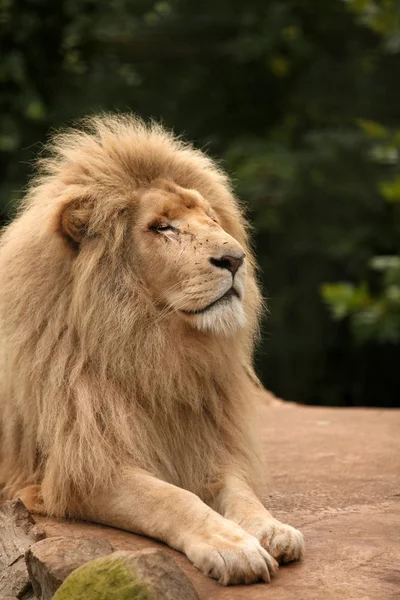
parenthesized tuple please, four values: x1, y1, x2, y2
(52, 554, 154, 600)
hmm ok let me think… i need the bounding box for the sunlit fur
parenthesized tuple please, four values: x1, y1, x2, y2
(0, 114, 263, 517)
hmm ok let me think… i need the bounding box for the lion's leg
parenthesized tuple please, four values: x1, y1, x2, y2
(213, 475, 304, 564)
(79, 467, 277, 585)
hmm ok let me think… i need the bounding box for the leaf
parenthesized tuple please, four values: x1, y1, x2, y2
(370, 256, 400, 271)
(358, 119, 389, 139)
(379, 177, 400, 202)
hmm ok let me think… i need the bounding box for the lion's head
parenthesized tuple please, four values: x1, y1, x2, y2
(51, 115, 261, 338)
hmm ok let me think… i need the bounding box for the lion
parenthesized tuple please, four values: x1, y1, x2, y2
(0, 114, 304, 585)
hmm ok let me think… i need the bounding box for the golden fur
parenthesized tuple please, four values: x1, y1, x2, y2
(0, 115, 304, 585)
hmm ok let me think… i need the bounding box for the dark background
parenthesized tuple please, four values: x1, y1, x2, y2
(1, 0, 400, 407)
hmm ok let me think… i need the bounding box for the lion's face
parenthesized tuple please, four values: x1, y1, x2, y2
(133, 181, 247, 334)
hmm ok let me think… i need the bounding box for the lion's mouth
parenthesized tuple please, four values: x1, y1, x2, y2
(181, 288, 240, 316)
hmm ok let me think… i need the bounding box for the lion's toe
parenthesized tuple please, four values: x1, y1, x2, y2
(267, 523, 305, 564)
(186, 529, 278, 585)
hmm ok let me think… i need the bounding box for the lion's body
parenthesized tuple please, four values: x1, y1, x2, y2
(0, 115, 261, 514)
(0, 116, 304, 584)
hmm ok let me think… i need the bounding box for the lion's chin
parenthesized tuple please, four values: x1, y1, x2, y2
(182, 296, 246, 335)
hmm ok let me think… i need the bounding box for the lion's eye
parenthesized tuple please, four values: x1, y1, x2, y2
(149, 223, 174, 233)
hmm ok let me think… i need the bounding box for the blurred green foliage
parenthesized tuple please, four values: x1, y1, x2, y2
(1, 0, 399, 406)
(322, 119, 400, 347)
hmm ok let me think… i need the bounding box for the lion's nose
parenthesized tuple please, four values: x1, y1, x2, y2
(209, 254, 245, 276)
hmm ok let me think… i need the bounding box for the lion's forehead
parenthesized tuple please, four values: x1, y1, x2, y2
(139, 184, 211, 223)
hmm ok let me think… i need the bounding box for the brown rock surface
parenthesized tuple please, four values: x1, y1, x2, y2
(119, 549, 199, 600)
(25, 536, 113, 600)
(0, 499, 44, 598)
(121, 549, 199, 600)
(35, 404, 400, 600)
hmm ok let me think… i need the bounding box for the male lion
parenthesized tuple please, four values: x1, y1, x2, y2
(0, 115, 304, 585)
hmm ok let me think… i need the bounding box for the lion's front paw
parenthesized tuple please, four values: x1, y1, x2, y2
(241, 517, 305, 564)
(185, 524, 278, 585)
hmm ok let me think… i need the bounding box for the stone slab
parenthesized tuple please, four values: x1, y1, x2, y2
(36, 404, 400, 600)
(26, 536, 113, 600)
(0, 500, 44, 598)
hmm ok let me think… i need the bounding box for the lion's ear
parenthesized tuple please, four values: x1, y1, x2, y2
(58, 197, 94, 245)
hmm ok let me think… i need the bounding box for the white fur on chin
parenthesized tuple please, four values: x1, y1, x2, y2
(190, 296, 247, 335)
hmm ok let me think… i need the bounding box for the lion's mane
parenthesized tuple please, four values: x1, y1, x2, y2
(0, 115, 263, 516)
